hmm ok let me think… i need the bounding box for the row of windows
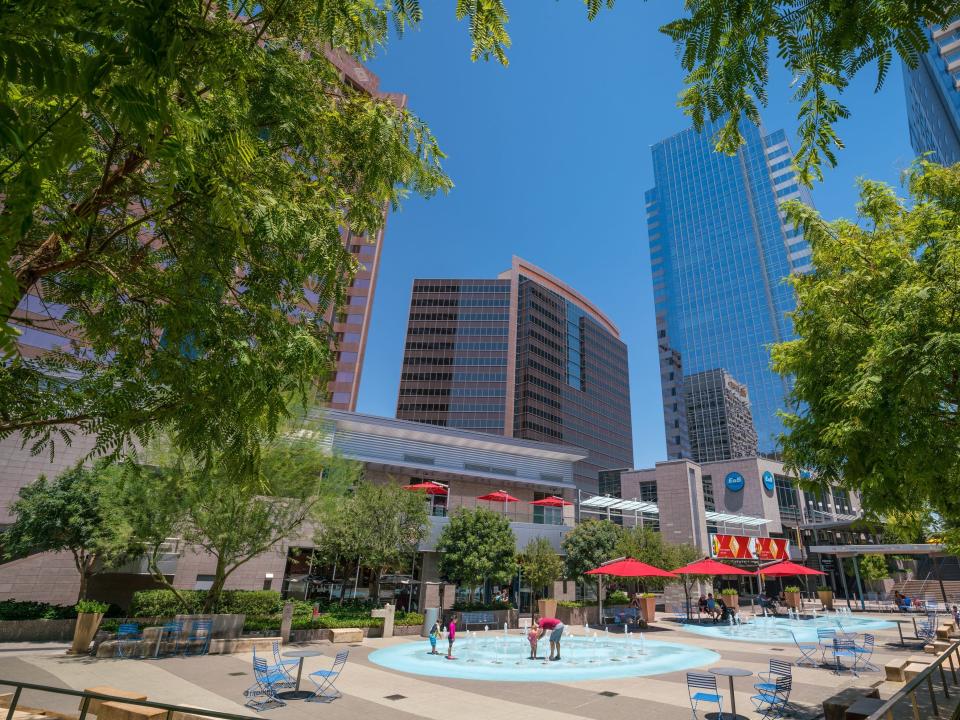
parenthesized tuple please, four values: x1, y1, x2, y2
(524, 388, 562, 410)
(407, 326, 508, 336)
(404, 356, 507, 366)
(407, 312, 509, 322)
(397, 403, 505, 413)
(412, 283, 509, 293)
(527, 313, 564, 339)
(411, 298, 509, 307)
(520, 404, 562, 426)
(404, 341, 507, 351)
(399, 386, 506, 398)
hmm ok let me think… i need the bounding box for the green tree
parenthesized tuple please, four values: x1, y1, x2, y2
(771, 162, 960, 546)
(616, 527, 700, 592)
(3, 463, 134, 600)
(856, 555, 890, 582)
(518, 537, 564, 601)
(436, 508, 515, 602)
(314, 479, 429, 602)
(561, 519, 623, 583)
(113, 427, 357, 612)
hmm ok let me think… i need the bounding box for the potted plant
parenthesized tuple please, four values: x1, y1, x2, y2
(638, 592, 657, 623)
(784, 585, 802, 609)
(720, 587, 739, 610)
(817, 585, 834, 610)
(537, 597, 557, 619)
(70, 600, 108, 655)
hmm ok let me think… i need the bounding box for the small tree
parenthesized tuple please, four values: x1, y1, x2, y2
(518, 537, 564, 601)
(616, 527, 699, 593)
(437, 508, 515, 603)
(561, 519, 624, 581)
(315, 480, 429, 603)
(4, 463, 133, 600)
(848, 554, 890, 582)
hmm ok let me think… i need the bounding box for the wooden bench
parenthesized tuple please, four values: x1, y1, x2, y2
(96, 703, 166, 720)
(822, 687, 880, 720)
(459, 612, 495, 630)
(329, 627, 362, 643)
(81, 688, 147, 717)
(845, 697, 886, 720)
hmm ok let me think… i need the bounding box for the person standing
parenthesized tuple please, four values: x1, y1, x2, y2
(428, 618, 442, 655)
(446, 614, 457, 659)
(537, 616, 564, 661)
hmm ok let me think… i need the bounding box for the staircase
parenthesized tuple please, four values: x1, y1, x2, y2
(892, 577, 960, 604)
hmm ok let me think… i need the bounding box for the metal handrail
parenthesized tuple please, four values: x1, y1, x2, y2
(0, 679, 259, 720)
(866, 639, 960, 720)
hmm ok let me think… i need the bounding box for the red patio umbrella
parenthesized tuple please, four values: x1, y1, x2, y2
(756, 560, 825, 577)
(529, 496, 573, 507)
(587, 558, 677, 622)
(403, 481, 448, 495)
(672, 558, 753, 620)
(477, 490, 520, 514)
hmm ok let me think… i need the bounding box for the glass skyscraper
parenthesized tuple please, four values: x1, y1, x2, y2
(902, 21, 960, 166)
(646, 119, 814, 457)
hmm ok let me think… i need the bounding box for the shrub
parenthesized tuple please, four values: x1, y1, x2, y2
(639, 592, 656, 598)
(557, 600, 597, 608)
(396, 612, 424, 626)
(606, 591, 630, 605)
(451, 600, 513, 611)
(784, 585, 801, 593)
(0, 600, 76, 621)
(720, 588, 738, 596)
(215, 590, 284, 616)
(130, 589, 283, 617)
(816, 586, 832, 592)
(75, 600, 109, 614)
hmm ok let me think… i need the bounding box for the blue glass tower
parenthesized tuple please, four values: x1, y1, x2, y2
(646, 120, 814, 457)
(903, 22, 960, 165)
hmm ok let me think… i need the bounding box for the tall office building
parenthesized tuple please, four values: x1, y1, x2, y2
(646, 119, 814, 457)
(397, 256, 633, 491)
(684, 368, 758, 463)
(903, 21, 960, 166)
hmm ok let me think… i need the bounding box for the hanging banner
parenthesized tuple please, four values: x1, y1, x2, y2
(710, 534, 790, 561)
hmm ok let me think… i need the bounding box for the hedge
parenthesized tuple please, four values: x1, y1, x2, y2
(130, 590, 284, 617)
(241, 610, 424, 633)
(0, 600, 77, 621)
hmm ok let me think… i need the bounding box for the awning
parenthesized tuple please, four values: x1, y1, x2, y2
(704, 511, 770, 527)
(579, 495, 659, 514)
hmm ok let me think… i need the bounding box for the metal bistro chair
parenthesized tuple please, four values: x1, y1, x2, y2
(791, 631, 818, 668)
(184, 619, 212, 656)
(159, 620, 183, 657)
(245, 657, 287, 712)
(854, 633, 878, 672)
(918, 616, 937, 644)
(272, 640, 300, 682)
(816, 628, 837, 663)
(831, 638, 859, 677)
(307, 650, 349, 703)
(686, 672, 723, 720)
(248, 646, 294, 692)
(116, 623, 142, 659)
(751, 675, 792, 719)
(754, 659, 792, 692)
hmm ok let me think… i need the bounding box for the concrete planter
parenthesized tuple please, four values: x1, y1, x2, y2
(784, 591, 802, 609)
(0, 619, 76, 643)
(556, 605, 598, 626)
(69, 612, 103, 655)
(720, 593, 739, 610)
(537, 598, 557, 619)
(818, 590, 835, 610)
(639, 596, 657, 623)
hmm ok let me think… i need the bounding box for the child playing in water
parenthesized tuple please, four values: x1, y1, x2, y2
(429, 618, 442, 654)
(527, 619, 540, 659)
(446, 615, 457, 659)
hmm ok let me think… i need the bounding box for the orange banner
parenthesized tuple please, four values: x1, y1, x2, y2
(710, 534, 790, 561)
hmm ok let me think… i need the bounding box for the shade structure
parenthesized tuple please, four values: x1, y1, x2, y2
(586, 558, 677, 578)
(403, 481, 448, 496)
(477, 490, 520, 503)
(529, 496, 573, 507)
(671, 558, 754, 576)
(757, 560, 825, 577)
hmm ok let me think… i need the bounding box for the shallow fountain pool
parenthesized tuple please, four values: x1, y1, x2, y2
(368, 631, 720, 682)
(678, 612, 894, 644)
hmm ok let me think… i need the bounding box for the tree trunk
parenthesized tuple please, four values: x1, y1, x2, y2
(202, 556, 229, 614)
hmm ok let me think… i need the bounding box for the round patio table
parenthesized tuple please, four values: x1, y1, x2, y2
(709, 666, 753, 720)
(278, 649, 324, 700)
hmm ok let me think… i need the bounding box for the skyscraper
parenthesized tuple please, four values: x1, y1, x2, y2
(397, 256, 633, 491)
(646, 120, 814, 456)
(903, 21, 960, 166)
(684, 368, 758, 463)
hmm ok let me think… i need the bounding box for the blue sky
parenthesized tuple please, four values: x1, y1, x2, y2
(357, 2, 917, 469)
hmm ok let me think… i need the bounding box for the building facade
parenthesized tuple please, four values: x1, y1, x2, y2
(646, 120, 814, 457)
(902, 21, 960, 166)
(396, 256, 633, 492)
(684, 368, 759, 463)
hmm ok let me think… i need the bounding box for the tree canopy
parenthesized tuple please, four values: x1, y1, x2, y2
(616, 526, 699, 591)
(518, 536, 564, 601)
(772, 162, 960, 547)
(436, 507, 515, 598)
(561, 518, 623, 582)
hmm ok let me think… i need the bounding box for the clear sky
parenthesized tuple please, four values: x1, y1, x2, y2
(357, 2, 917, 469)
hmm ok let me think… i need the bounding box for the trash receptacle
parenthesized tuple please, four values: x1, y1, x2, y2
(422, 607, 439, 637)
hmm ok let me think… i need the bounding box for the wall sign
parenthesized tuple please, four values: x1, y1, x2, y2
(724, 472, 745, 492)
(762, 471, 775, 492)
(711, 534, 790, 561)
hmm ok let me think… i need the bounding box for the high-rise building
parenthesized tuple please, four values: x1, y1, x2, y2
(397, 256, 633, 491)
(684, 368, 758, 463)
(903, 21, 960, 166)
(646, 120, 814, 456)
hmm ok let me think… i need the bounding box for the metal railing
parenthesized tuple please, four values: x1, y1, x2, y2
(0, 679, 259, 720)
(867, 639, 960, 720)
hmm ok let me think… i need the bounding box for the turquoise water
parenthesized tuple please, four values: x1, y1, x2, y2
(677, 613, 895, 644)
(367, 631, 720, 682)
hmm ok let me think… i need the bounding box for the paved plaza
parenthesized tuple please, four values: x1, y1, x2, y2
(0, 615, 948, 720)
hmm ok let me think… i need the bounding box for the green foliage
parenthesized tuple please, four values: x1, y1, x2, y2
(75, 600, 109, 614)
(784, 586, 801, 593)
(772, 162, 960, 548)
(661, 2, 960, 183)
(606, 590, 630, 605)
(720, 588, 738, 596)
(817, 586, 832, 593)
(561, 519, 623, 582)
(518, 536, 564, 600)
(615, 526, 700, 591)
(436, 508, 516, 594)
(0, 600, 76, 621)
(855, 555, 890, 582)
(3, 463, 135, 600)
(129, 589, 284, 618)
(556, 600, 597, 608)
(638, 592, 656, 599)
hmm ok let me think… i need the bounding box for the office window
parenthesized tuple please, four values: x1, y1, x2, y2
(701, 475, 715, 512)
(638, 481, 657, 503)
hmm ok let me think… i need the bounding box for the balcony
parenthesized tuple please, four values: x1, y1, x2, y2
(420, 515, 571, 553)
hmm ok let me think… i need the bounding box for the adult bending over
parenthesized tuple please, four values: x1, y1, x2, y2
(538, 616, 565, 661)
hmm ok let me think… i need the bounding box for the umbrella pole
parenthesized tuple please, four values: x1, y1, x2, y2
(598, 576, 603, 626)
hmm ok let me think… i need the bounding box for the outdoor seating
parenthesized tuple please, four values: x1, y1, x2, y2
(116, 623, 142, 659)
(686, 672, 723, 720)
(245, 657, 287, 712)
(854, 634, 877, 672)
(817, 628, 837, 663)
(159, 621, 183, 657)
(751, 675, 791, 719)
(614, 608, 639, 625)
(249, 646, 294, 691)
(830, 638, 859, 677)
(184, 620, 212, 656)
(791, 631, 818, 668)
(918, 616, 937, 644)
(307, 650, 349, 703)
(271, 641, 299, 681)
(754, 659, 792, 692)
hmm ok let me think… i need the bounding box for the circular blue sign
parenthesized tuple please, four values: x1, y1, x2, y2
(725, 472, 745, 492)
(762, 471, 775, 492)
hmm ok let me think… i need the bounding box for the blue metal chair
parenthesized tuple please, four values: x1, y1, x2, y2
(271, 641, 299, 681)
(158, 621, 183, 657)
(307, 650, 348, 703)
(116, 623, 142, 658)
(816, 628, 837, 663)
(831, 638, 859, 677)
(918, 616, 937, 644)
(751, 675, 791, 719)
(184, 619, 212, 656)
(251, 646, 294, 689)
(686, 672, 723, 720)
(854, 633, 878, 672)
(245, 657, 287, 711)
(754, 658, 792, 692)
(791, 631, 818, 668)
